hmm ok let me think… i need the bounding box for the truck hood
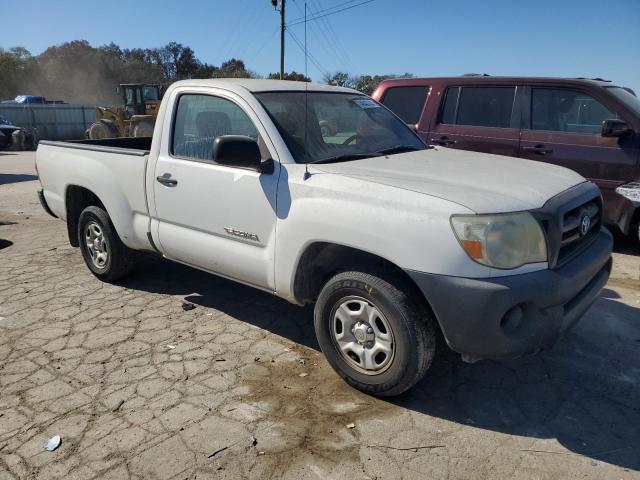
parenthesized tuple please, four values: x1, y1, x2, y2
(310, 147, 586, 213)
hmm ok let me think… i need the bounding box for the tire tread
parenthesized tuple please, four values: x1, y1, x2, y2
(315, 270, 436, 396)
(78, 206, 135, 282)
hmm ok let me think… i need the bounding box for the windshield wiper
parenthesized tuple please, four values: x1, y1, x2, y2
(376, 145, 427, 155)
(307, 152, 383, 164)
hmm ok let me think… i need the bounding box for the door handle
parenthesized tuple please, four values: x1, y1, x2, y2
(523, 145, 553, 155)
(431, 136, 456, 146)
(156, 175, 178, 186)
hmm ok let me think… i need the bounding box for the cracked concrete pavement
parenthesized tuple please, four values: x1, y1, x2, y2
(1, 151, 639, 479)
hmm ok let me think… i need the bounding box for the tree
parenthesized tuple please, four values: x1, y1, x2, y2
(0, 47, 38, 100)
(267, 71, 311, 82)
(321, 72, 415, 95)
(323, 71, 355, 88)
(0, 39, 412, 105)
(213, 58, 253, 78)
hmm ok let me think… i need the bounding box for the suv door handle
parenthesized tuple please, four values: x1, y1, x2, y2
(431, 136, 456, 146)
(156, 175, 178, 186)
(523, 145, 553, 155)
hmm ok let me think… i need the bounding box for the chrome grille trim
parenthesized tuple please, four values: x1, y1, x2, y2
(531, 182, 603, 270)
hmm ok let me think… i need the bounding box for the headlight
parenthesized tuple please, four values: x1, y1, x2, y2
(616, 182, 640, 202)
(451, 212, 547, 269)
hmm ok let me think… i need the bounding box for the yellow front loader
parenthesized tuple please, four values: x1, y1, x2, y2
(87, 84, 163, 139)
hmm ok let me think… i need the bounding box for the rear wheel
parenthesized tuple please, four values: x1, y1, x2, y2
(78, 206, 134, 281)
(314, 271, 436, 396)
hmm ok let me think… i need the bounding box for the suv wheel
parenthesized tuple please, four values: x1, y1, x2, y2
(78, 206, 134, 281)
(314, 271, 436, 396)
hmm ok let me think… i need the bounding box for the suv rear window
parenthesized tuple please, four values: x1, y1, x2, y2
(380, 86, 429, 124)
(440, 86, 516, 128)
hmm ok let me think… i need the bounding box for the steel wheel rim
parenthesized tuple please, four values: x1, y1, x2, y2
(330, 295, 395, 375)
(84, 221, 108, 269)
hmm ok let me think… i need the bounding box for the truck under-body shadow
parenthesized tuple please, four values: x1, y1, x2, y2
(120, 253, 640, 472)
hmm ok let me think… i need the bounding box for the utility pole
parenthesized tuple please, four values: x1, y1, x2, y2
(272, 0, 285, 79)
(279, 0, 286, 79)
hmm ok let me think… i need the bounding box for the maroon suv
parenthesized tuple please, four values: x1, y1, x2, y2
(372, 76, 640, 245)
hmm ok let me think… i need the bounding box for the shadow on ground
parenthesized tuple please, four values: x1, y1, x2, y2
(0, 173, 37, 185)
(611, 228, 639, 255)
(121, 254, 640, 472)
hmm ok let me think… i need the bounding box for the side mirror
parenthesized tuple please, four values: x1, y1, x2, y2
(602, 119, 633, 138)
(213, 135, 263, 171)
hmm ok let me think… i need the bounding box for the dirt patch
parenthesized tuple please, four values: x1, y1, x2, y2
(607, 277, 640, 290)
(241, 345, 397, 476)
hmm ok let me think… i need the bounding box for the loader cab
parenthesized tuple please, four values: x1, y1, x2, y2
(119, 84, 162, 117)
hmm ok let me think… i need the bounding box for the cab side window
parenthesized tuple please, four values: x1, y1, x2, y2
(530, 88, 618, 134)
(172, 94, 259, 161)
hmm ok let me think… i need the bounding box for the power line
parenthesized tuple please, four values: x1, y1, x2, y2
(293, 0, 350, 69)
(309, 0, 354, 67)
(288, 0, 364, 23)
(286, 28, 328, 77)
(223, 0, 256, 59)
(287, 0, 375, 26)
(245, 26, 279, 65)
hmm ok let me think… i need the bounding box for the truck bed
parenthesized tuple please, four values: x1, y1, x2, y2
(40, 136, 152, 154)
(36, 137, 152, 251)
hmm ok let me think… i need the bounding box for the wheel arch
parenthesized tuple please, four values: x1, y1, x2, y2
(292, 242, 431, 311)
(65, 185, 105, 247)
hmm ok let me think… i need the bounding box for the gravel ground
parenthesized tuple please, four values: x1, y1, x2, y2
(1, 151, 639, 480)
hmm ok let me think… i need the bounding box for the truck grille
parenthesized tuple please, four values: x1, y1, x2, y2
(557, 199, 600, 265)
(532, 183, 602, 269)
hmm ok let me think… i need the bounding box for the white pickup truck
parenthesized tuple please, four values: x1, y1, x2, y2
(36, 79, 613, 396)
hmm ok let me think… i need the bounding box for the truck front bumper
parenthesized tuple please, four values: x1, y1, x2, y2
(407, 228, 613, 360)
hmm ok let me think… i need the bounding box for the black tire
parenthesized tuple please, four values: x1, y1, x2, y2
(77, 206, 134, 282)
(132, 120, 154, 138)
(314, 271, 436, 396)
(88, 120, 118, 140)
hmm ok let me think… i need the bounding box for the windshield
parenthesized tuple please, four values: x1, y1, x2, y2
(606, 86, 640, 116)
(255, 91, 426, 163)
(0, 116, 12, 126)
(143, 86, 160, 101)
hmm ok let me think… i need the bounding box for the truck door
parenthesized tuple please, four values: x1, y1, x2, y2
(428, 85, 521, 157)
(519, 86, 640, 226)
(151, 90, 279, 290)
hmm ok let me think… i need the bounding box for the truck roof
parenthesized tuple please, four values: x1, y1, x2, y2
(170, 78, 360, 95)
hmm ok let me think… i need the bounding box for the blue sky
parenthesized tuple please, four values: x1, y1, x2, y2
(3, 0, 639, 92)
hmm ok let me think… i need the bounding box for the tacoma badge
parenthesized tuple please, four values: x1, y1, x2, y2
(224, 227, 260, 242)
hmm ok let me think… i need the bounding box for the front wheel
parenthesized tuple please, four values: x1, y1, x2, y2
(132, 120, 154, 138)
(314, 271, 436, 396)
(78, 206, 134, 282)
(88, 120, 118, 140)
